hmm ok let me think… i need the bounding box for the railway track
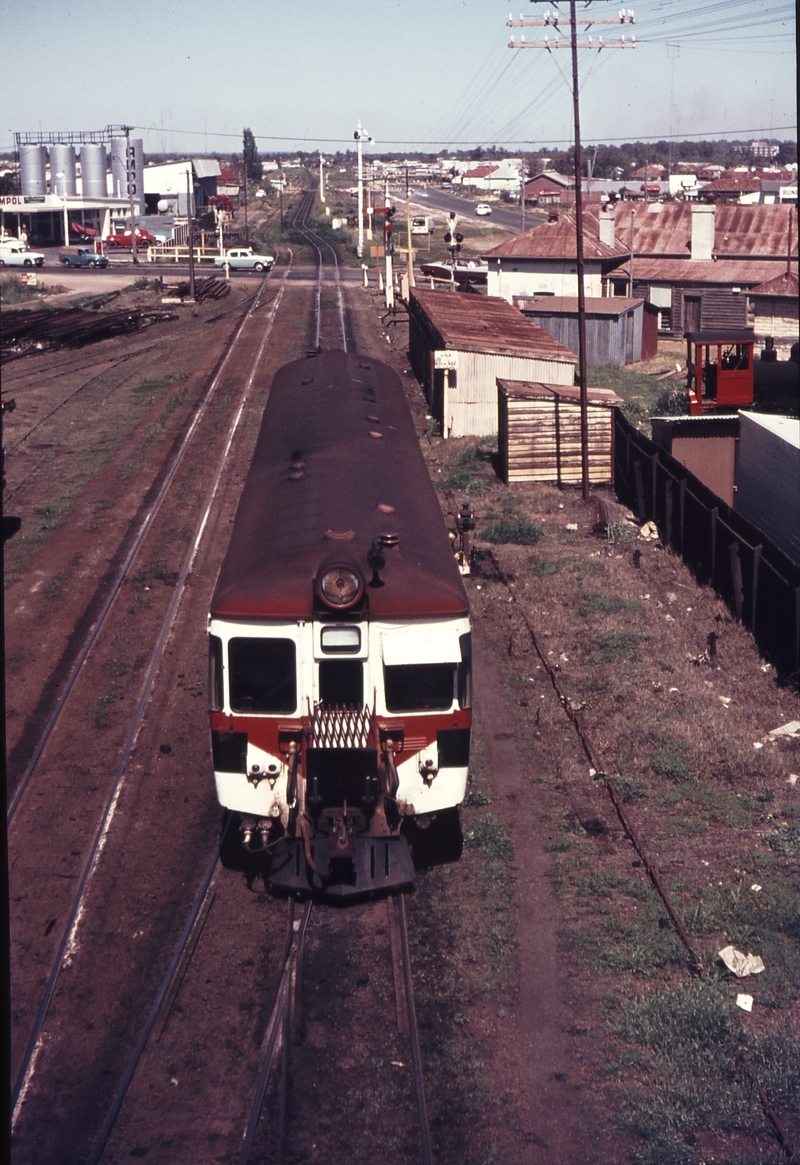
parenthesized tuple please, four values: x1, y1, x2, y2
(7, 202, 365, 1162)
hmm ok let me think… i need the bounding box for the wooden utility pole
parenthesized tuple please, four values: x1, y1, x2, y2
(243, 161, 249, 247)
(405, 166, 415, 290)
(186, 169, 195, 301)
(508, 2, 636, 503)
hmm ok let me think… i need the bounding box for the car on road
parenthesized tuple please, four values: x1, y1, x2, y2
(475, 203, 492, 216)
(214, 247, 275, 272)
(59, 248, 109, 268)
(0, 240, 45, 267)
(419, 257, 488, 284)
(105, 227, 157, 250)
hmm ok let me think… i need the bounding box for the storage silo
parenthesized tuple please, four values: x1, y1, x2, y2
(110, 136, 145, 215)
(80, 144, 108, 197)
(50, 144, 77, 195)
(20, 144, 47, 196)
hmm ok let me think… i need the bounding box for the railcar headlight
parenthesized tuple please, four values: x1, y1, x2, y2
(316, 564, 364, 610)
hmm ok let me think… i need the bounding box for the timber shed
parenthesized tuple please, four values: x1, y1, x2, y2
(651, 415, 740, 507)
(407, 288, 577, 438)
(514, 296, 658, 367)
(736, 412, 800, 566)
(497, 379, 622, 485)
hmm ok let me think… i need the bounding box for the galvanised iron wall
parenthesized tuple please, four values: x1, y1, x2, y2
(614, 411, 800, 676)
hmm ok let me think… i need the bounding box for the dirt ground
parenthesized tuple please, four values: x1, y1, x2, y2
(4, 243, 798, 1164)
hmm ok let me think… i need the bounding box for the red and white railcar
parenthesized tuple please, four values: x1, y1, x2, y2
(208, 350, 471, 895)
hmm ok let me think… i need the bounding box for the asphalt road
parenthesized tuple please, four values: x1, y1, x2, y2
(390, 186, 527, 234)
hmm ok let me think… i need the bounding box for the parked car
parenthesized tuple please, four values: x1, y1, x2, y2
(214, 247, 275, 272)
(0, 240, 45, 268)
(475, 203, 492, 216)
(59, 248, 109, 268)
(105, 227, 156, 249)
(419, 257, 488, 284)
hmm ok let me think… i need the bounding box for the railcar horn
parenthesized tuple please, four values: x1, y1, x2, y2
(368, 533, 400, 588)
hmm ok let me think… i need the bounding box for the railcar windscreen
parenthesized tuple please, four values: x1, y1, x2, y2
(209, 635, 223, 711)
(383, 663, 456, 712)
(229, 637, 296, 713)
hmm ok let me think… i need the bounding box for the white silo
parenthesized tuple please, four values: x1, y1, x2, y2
(80, 144, 108, 198)
(20, 144, 47, 196)
(50, 145, 77, 195)
(110, 136, 145, 215)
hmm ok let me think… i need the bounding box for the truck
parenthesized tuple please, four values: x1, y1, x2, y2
(214, 247, 274, 272)
(0, 240, 45, 268)
(59, 248, 109, 268)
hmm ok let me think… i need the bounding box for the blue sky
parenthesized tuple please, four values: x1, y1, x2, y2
(1, 0, 795, 156)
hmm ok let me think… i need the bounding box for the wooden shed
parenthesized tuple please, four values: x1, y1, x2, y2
(736, 412, 800, 566)
(407, 288, 577, 438)
(651, 415, 740, 507)
(497, 379, 622, 485)
(513, 296, 658, 367)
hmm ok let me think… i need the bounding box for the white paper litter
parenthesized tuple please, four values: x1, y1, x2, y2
(788, 774, 799, 787)
(718, 945, 766, 978)
(765, 720, 800, 741)
(565, 523, 578, 531)
(736, 994, 753, 1012)
(639, 521, 659, 541)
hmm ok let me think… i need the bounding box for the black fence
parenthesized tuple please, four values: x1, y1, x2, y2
(614, 412, 800, 676)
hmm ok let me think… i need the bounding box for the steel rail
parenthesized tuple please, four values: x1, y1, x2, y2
(6, 275, 272, 822)
(238, 900, 313, 1165)
(290, 189, 347, 352)
(394, 892, 434, 1165)
(11, 254, 294, 1124)
(84, 818, 231, 1165)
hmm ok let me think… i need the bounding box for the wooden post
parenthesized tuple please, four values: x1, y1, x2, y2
(633, 460, 646, 522)
(729, 542, 744, 622)
(751, 545, 762, 631)
(678, 479, 686, 554)
(710, 506, 718, 583)
(665, 478, 673, 546)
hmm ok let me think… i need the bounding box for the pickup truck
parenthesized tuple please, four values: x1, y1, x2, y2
(0, 241, 45, 268)
(59, 248, 109, 268)
(214, 247, 274, 272)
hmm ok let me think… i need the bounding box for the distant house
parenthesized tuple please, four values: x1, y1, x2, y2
(702, 172, 762, 205)
(482, 206, 628, 301)
(143, 157, 220, 216)
(748, 269, 799, 358)
(460, 160, 522, 192)
(523, 171, 574, 205)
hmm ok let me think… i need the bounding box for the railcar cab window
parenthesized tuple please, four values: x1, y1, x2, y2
(384, 663, 456, 712)
(228, 637, 296, 713)
(209, 635, 223, 712)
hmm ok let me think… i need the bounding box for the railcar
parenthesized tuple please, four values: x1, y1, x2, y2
(208, 350, 472, 896)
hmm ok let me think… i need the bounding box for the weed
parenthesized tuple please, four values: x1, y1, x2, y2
(614, 776, 650, 802)
(653, 383, 688, 416)
(528, 556, 572, 577)
(766, 822, 800, 858)
(439, 442, 494, 496)
(591, 630, 649, 663)
(481, 512, 544, 546)
(578, 592, 642, 617)
(1, 276, 65, 303)
(122, 276, 157, 293)
(650, 746, 694, 782)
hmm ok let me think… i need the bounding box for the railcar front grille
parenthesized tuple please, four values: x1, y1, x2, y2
(309, 704, 372, 749)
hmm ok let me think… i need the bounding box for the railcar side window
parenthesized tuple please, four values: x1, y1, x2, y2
(209, 635, 223, 711)
(229, 638, 296, 714)
(457, 632, 472, 710)
(383, 664, 455, 712)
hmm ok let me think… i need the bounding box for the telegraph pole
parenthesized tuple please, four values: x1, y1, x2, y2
(405, 166, 415, 290)
(319, 153, 325, 201)
(354, 122, 372, 259)
(186, 169, 195, 301)
(508, 2, 636, 502)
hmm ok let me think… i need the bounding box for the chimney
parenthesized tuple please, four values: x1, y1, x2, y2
(599, 202, 616, 248)
(691, 203, 715, 261)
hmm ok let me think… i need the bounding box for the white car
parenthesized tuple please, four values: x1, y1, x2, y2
(0, 241, 45, 267)
(214, 247, 274, 272)
(475, 203, 492, 216)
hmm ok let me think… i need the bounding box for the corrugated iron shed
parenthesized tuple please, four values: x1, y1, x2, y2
(407, 288, 578, 362)
(749, 270, 799, 297)
(514, 296, 657, 366)
(514, 296, 641, 317)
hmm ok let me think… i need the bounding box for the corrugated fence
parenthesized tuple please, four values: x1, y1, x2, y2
(614, 412, 800, 675)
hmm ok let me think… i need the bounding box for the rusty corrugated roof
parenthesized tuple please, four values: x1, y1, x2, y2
(748, 270, 799, 296)
(498, 378, 622, 407)
(615, 202, 797, 259)
(515, 296, 644, 317)
(704, 175, 761, 193)
(483, 209, 627, 261)
(628, 258, 793, 285)
(408, 288, 578, 362)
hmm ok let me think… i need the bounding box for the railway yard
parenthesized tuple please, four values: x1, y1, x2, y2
(3, 191, 800, 1165)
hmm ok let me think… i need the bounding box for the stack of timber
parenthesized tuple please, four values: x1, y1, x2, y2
(497, 379, 622, 486)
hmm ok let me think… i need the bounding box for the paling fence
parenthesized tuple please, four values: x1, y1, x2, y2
(614, 412, 800, 676)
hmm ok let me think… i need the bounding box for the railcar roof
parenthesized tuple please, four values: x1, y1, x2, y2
(211, 350, 469, 622)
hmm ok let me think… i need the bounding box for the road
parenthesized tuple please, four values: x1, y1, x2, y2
(390, 185, 528, 234)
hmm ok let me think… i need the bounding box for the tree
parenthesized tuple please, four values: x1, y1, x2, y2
(243, 127, 262, 184)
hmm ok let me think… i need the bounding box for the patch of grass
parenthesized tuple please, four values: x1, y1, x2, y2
(766, 822, 800, 858)
(121, 276, 158, 293)
(480, 511, 544, 546)
(650, 745, 694, 782)
(578, 591, 642, 617)
(439, 441, 494, 496)
(1, 276, 66, 303)
(527, 555, 573, 577)
(614, 776, 650, 803)
(591, 630, 649, 663)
